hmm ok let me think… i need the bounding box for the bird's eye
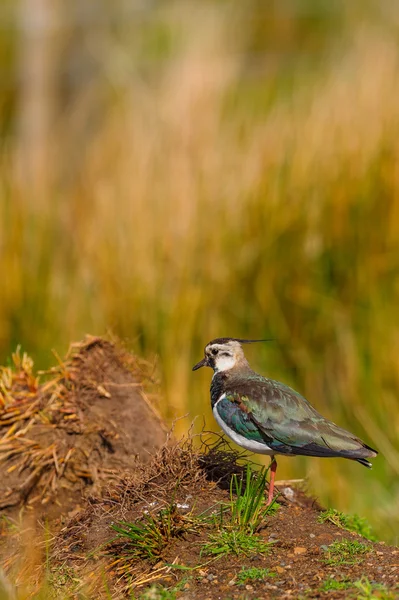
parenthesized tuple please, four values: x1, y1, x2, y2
(211, 348, 218, 356)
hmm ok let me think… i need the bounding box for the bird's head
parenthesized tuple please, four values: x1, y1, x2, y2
(192, 337, 270, 373)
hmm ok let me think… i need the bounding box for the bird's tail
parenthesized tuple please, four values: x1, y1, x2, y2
(355, 443, 378, 468)
(356, 457, 373, 468)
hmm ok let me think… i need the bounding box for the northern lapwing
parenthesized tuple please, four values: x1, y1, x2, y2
(193, 337, 378, 505)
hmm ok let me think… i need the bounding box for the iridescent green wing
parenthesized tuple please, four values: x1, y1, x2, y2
(227, 377, 373, 459)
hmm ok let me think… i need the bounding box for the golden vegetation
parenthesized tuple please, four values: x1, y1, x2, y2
(0, 2, 398, 541)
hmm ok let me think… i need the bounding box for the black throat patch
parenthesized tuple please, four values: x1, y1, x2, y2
(210, 372, 226, 408)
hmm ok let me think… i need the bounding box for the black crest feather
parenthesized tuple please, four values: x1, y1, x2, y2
(208, 337, 273, 345)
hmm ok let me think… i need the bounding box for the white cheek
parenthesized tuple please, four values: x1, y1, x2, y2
(215, 355, 235, 372)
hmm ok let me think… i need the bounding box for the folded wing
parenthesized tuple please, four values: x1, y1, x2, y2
(226, 377, 377, 465)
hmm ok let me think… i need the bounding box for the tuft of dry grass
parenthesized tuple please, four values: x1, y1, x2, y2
(0, 346, 79, 510)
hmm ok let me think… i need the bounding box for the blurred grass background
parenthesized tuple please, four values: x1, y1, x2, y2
(0, 0, 399, 543)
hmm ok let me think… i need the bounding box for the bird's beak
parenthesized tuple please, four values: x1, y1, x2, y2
(192, 357, 208, 371)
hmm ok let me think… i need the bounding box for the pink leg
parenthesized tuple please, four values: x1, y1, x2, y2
(267, 457, 277, 506)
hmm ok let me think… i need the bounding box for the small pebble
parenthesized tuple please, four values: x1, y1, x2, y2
(275, 566, 285, 574)
(309, 533, 315, 538)
(283, 487, 295, 500)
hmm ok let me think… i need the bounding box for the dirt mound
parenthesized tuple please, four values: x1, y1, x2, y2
(48, 439, 399, 600)
(0, 336, 167, 520)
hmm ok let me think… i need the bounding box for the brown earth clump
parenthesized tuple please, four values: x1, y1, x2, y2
(0, 336, 167, 521)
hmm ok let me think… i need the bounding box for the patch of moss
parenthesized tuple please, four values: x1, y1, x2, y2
(353, 577, 398, 600)
(318, 508, 377, 541)
(322, 539, 371, 566)
(201, 529, 272, 557)
(319, 576, 352, 592)
(236, 566, 276, 584)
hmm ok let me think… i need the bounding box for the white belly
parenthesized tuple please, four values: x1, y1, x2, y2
(213, 398, 275, 456)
